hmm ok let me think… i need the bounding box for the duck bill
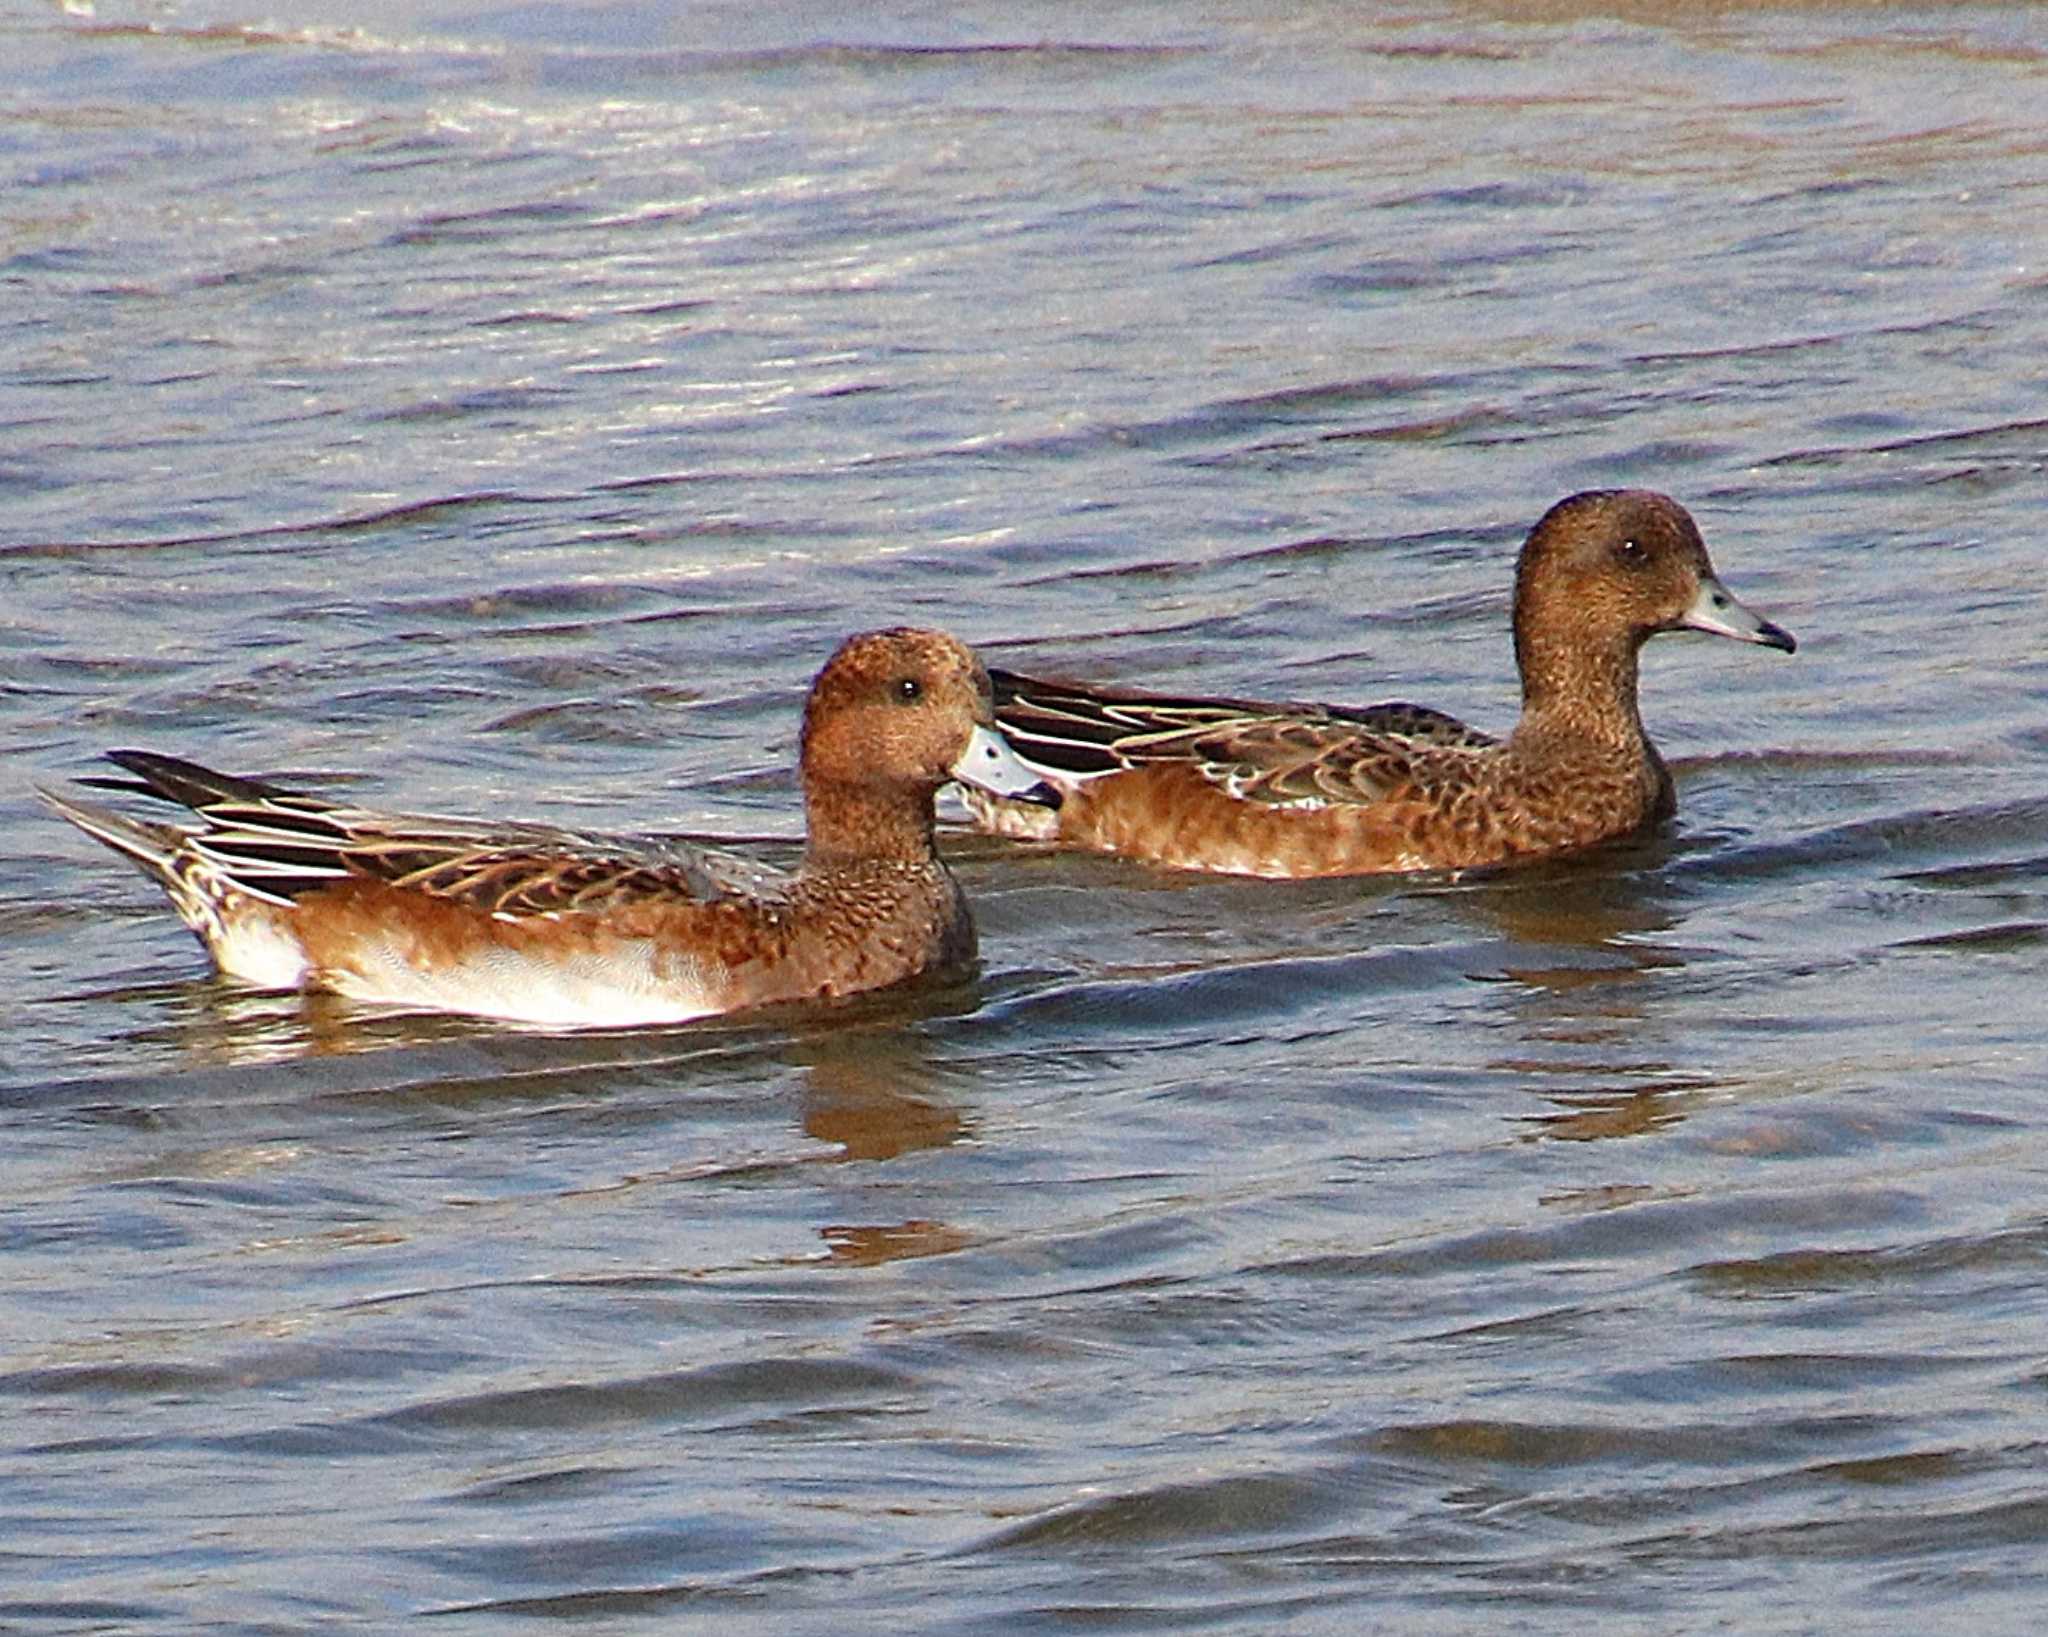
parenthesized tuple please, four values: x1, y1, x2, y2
(952, 723, 1062, 808)
(1679, 575, 1797, 653)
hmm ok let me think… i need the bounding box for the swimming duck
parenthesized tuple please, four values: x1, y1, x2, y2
(44, 627, 1053, 1026)
(964, 490, 1794, 878)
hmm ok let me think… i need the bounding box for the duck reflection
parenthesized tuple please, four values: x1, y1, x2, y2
(1520, 1086, 1692, 1143)
(114, 972, 982, 1267)
(785, 1017, 968, 1163)
(1456, 840, 1682, 1001)
(783, 1019, 983, 1267)
(1441, 841, 1722, 1143)
(817, 1219, 974, 1266)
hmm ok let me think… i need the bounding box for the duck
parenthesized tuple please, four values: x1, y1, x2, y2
(963, 490, 1795, 878)
(42, 627, 1055, 1027)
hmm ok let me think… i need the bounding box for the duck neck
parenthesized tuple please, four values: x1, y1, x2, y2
(1513, 622, 1650, 752)
(802, 775, 938, 870)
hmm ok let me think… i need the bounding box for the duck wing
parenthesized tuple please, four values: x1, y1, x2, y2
(88, 749, 786, 918)
(989, 671, 1496, 807)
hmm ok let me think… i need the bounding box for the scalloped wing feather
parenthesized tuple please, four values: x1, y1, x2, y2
(990, 670, 1498, 811)
(158, 794, 788, 920)
(989, 672, 1278, 778)
(1187, 720, 1408, 806)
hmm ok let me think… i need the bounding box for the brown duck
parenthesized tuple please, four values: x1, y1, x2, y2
(44, 628, 1053, 1026)
(965, 490, 1795, 878)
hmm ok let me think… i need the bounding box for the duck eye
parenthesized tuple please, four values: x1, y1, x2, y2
(1616, 538, 1647, 566)
(895, 676, 923, 704)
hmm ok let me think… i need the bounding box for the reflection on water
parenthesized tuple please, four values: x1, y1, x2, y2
(791, 1027, 969, 1163)
(1428, 857, 1709, 1143)
(817, 1219, 975, 1267)
(1525, 1086, 1692, 1144)
(5, 0, 2048, 1630)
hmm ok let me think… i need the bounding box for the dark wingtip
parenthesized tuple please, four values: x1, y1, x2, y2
(99, 749, 290, 810)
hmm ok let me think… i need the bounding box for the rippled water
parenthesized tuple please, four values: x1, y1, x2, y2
(5, 0, 2048, 1628)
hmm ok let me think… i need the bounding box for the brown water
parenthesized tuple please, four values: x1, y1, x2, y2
(5, 0, 2048, 1629)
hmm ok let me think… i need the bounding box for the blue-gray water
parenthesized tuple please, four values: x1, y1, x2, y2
(5, 0, 2048, 1629)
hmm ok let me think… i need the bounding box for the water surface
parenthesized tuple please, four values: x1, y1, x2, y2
(4, 0, 2048, 1629)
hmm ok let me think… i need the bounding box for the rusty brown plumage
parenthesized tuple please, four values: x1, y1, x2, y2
(967, 491, 1795, 878)
(42, 628, 1048, 1026)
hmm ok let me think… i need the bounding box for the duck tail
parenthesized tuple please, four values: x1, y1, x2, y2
(37, 783, 187, 890)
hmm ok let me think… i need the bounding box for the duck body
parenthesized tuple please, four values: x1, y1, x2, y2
(44, 628, 1052, 1027)
(968, 491, 1795, 879)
